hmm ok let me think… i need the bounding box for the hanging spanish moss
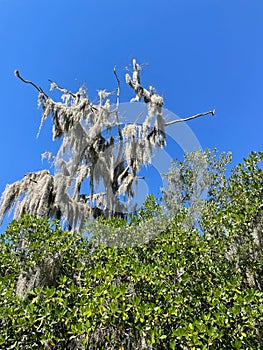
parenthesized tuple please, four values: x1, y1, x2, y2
(0, 60, 214, 230)
(0, 60, 170, 230)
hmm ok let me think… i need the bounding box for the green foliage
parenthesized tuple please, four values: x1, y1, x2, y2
(1, 150, 263, 349)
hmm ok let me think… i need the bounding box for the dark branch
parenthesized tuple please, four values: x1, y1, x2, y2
(113, 66, 120, 109)
(48, 79, 76, 98)
(113, 66, 123, 140)
(48, 78, 98, 112)
(14, 70, 48, 98)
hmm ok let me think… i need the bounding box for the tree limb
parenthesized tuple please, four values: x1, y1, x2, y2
(113, 66, 123, 140)
(165, 110, 215, 127)
(14, 70, 48, 98)
(113, 66, 120, 110)
(48, 79, 76, 98)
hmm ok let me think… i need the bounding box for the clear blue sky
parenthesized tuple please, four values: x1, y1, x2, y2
(0, 0, 263, 201)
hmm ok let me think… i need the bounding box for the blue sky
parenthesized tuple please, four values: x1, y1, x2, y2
(0, 0, 263, 209)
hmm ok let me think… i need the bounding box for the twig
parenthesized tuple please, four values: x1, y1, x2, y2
(36, 317, 44, 331)
(113, 66, 123, 141)
(113, 66, 120, 110)
(165, 110, 215, 126)
(48, 79, 76, 98)
(14, 70, 48, 98)
(48, 78, 98, 112)
(137, 176, 149, 180)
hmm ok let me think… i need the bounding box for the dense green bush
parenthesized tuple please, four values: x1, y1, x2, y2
(0, 150, 263, 349)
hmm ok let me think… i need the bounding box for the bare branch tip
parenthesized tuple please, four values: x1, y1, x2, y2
(14, 69, 20, 78)
(212, 109, 215, 116)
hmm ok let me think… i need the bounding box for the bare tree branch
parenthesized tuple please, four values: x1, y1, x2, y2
(113, 66, 120, 110)
(14, 70, 48, 98)
(48, 79, 76, 98)
(165, 110, 215, 126)
(113, 66, 122, 140)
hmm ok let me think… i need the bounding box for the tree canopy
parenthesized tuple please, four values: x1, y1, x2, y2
(1, 150, 263, 349)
